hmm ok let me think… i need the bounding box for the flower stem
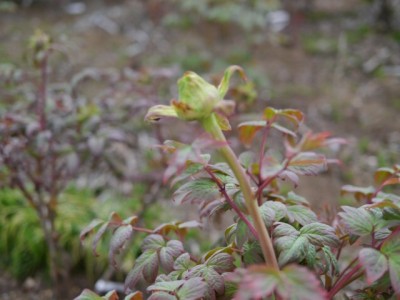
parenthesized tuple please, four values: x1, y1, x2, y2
(201, 114, 279, 270)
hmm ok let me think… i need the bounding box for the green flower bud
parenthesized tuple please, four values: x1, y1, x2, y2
(145, 66, 247, 126)
(172, 71, 220, 121)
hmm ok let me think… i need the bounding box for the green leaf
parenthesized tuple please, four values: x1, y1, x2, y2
(217, 65, 246, 99)
(174, 253, 195, 271)
(173, 178, 220, 205)
(148, 292, 175, 300)
(206, 253, 234, 273)
(274, 223, 308, 266)
(243, 241, 264, 265)
(287, 152, 327, 176)
(259, 204, 276, 227)
(263, 107, 277, 121)
(359, 248, 388, 284)
(145, 105, 178, 123)
(381, 231, 400, 294)
(286, 205, 317, 226)
(185, 264, 225, 296)
(286, 191, 310, 206)
(176, 277, 208, 300)
(262, 201, 287, 222)
(321, 246, 339, 277)
(339, 206, 382, 236)
(214, 112, 231, 131)
(148, 280, 185, 293)
(299, 223, 340, 248)
(74, 289, 104, 300)
(235, 219, 250, 248)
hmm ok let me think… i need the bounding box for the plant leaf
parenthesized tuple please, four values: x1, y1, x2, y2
(381, 231, 400, 294)
(124, 291, 143, 300)
(173, 178, 220, 205)
(276, 265, 327, 300)
(374, 167, 395, 186)
(206, 253, 235, 273)
(287, 152, 327, 176)
(286, 205, 317, 226)
(218, 65, 247, 99)
(177, 277, 208, 300)
(74, 289, 104, 300)
(237, 120, 266, 146)
(299, 223, 340, 248)
(145, 105, 178, 122)
(141, 234, 165, 251)
(80, 219, 104, 242)
(339, 206, 377, 236)
(359, 248, 388, 284)
(109, 225, 133, 268)
(341, 185, 375, 202)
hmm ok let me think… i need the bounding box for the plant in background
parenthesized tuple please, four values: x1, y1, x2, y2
(78, 66, 400, 299)
(0, 30, 177, 294)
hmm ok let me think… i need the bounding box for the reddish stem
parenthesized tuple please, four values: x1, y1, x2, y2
(328, 264, 362, 298)
(204, 166, 259, 239)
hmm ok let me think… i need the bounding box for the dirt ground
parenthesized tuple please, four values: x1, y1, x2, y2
(1, 0, 399, 298)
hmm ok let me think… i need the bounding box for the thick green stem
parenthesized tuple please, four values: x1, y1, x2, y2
(201, 114, 279, 269)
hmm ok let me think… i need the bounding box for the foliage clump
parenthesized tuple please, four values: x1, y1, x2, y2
(79, 66, 400, 299)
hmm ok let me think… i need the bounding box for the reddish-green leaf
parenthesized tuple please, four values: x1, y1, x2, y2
(228, 264, 326, 300)
(109, 225, 133, 267)
(277, 265, 327, 300)
(142, 250, 159, 282)
(237, 120, 266, 146)
(359, 248, 388, 284)
(374, 167, 395, 186)
(341, 185, 375, 202)
(124, 291, 143, 300)
(80, 219, 104, 242)
(288, 152, 327, 176)
(141, 234, 165, 251)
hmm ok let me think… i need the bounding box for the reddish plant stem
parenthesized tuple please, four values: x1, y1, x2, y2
(131, 226, 155, 234)
(204, 166, 259, 239)
(256, 155, 294, 199)
(328, 264, 362, 299)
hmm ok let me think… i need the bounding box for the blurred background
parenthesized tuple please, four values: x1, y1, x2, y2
(0, 0, 399, 299)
